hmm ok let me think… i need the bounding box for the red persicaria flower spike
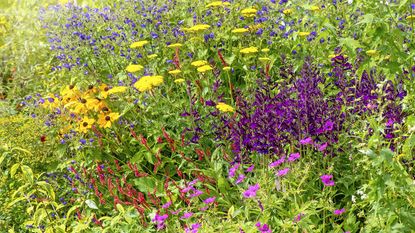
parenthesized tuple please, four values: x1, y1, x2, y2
(40, 135, 46, 143)
(218, 49, 228, 66)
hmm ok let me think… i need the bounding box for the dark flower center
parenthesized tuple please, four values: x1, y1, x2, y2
(80, 98, 87, 104)
(102, 107, 109, 112)
(69, 84, 75, 89)
(82, 122, 88, 127)
(104, 87, 109, 91)
(105, 116, 111, 121)
(88, 85, 94, 90)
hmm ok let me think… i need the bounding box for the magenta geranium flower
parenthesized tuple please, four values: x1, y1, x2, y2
(334, 208, 346, 215)
(277, 168, 290, 177)
(180, 212, 193, 220)
(269, 156, 285, 168)
(255, 222, 272, 233)
(203, 197, 216, 204)
(288, 152, 300, 162)
(320, 174, 335, 186)
(243, 183, 260, 198)
(300, 137, 313, 145)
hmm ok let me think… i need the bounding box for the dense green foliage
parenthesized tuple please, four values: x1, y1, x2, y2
(1, 0, 415, 232)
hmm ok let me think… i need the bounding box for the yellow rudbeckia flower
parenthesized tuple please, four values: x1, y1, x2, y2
(98, 112, 120, 129)
(78, 117, 95, 133)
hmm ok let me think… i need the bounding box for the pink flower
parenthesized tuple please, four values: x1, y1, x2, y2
(320, 174, 335, 186)
(255, 222, 272, 233)
(316, 142, 328, 151)
(334, 208, 346, 215)
(269, 156, 285, 168)
(277, 168, 290, 177)
(189, 189, 203, 198)
(300, 137, 313, 145)
(288, 152, 300, 162)
(246, 165, 255, 172)
(243, 184, 260, 198)
(203, 197, 216, 204)
(185, 223, 201, 233)
(235, 174, 246, 184)
(228, 163, 240, 178)
(180, 212, 193, 220)
(162, 201, 172, 209)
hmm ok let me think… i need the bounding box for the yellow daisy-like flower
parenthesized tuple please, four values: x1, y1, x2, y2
(191, 60, 208, 67)
(223, 66, 231, 71)
(366, 50, 378, 56)
(259, 57, 271, 62)
(206, 1, 231, 7)
(240, 46, 259, 54)
(70, 97, 99, 114)
(107, 86, 127, 95)
(241, 8, 257, 17)
(298, 32, 311, 37)
(216, 102, 235, 113)
(147, 54, 158, 59)
(130, 40, 149, 48)
(174, 78, 185, 83)
(283, 9, 293, 15)
(134, 75, 164, 92)
(126, 64, 144, 73)
(167, 43, 183, 48)
(168, 69, 182, 75)
(197, 65, 213, 73)
(99, 84, 110, 99)
(98, 112, 120, 129)
(232, 28, 249, 33)
(183, 24, 211, 33)
(261, 48, 270, 53)
(310, 6, 320, 11)
(78, 117, 95, 133)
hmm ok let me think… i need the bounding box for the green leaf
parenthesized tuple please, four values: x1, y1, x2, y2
(10, 163, 19, 178)
(339, 37, 362, 52)
(85, 199, 98, 209)
(21, 165, 34, 184)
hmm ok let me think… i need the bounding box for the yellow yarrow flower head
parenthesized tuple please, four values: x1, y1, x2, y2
(223, 66, 231, 71)
(197, 65, 213, 73)
(283, 9, 293, 15)
(184, 24, 210, 33)
(241, 7, 257, 17)
(191, 60, 208, 67)
(261, 48, 270, 53)
(167, 43, 183, 48)
(126, 64, 144, 73)
(168, 69, 182, 75)
(216, 102, 234, 113)
(206, 1, 231, 7)
(98, 112, 120, 129)
(366, 50, 378, 56)
(134, 75, 164, 92)
(174, 78, 185, 83)
(78, 117, 95, 133)
(240, 46, 259, 54)
(232, 28, 249, 33)
(130, 40, 149, 48)
(298, 32, 311, 37)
